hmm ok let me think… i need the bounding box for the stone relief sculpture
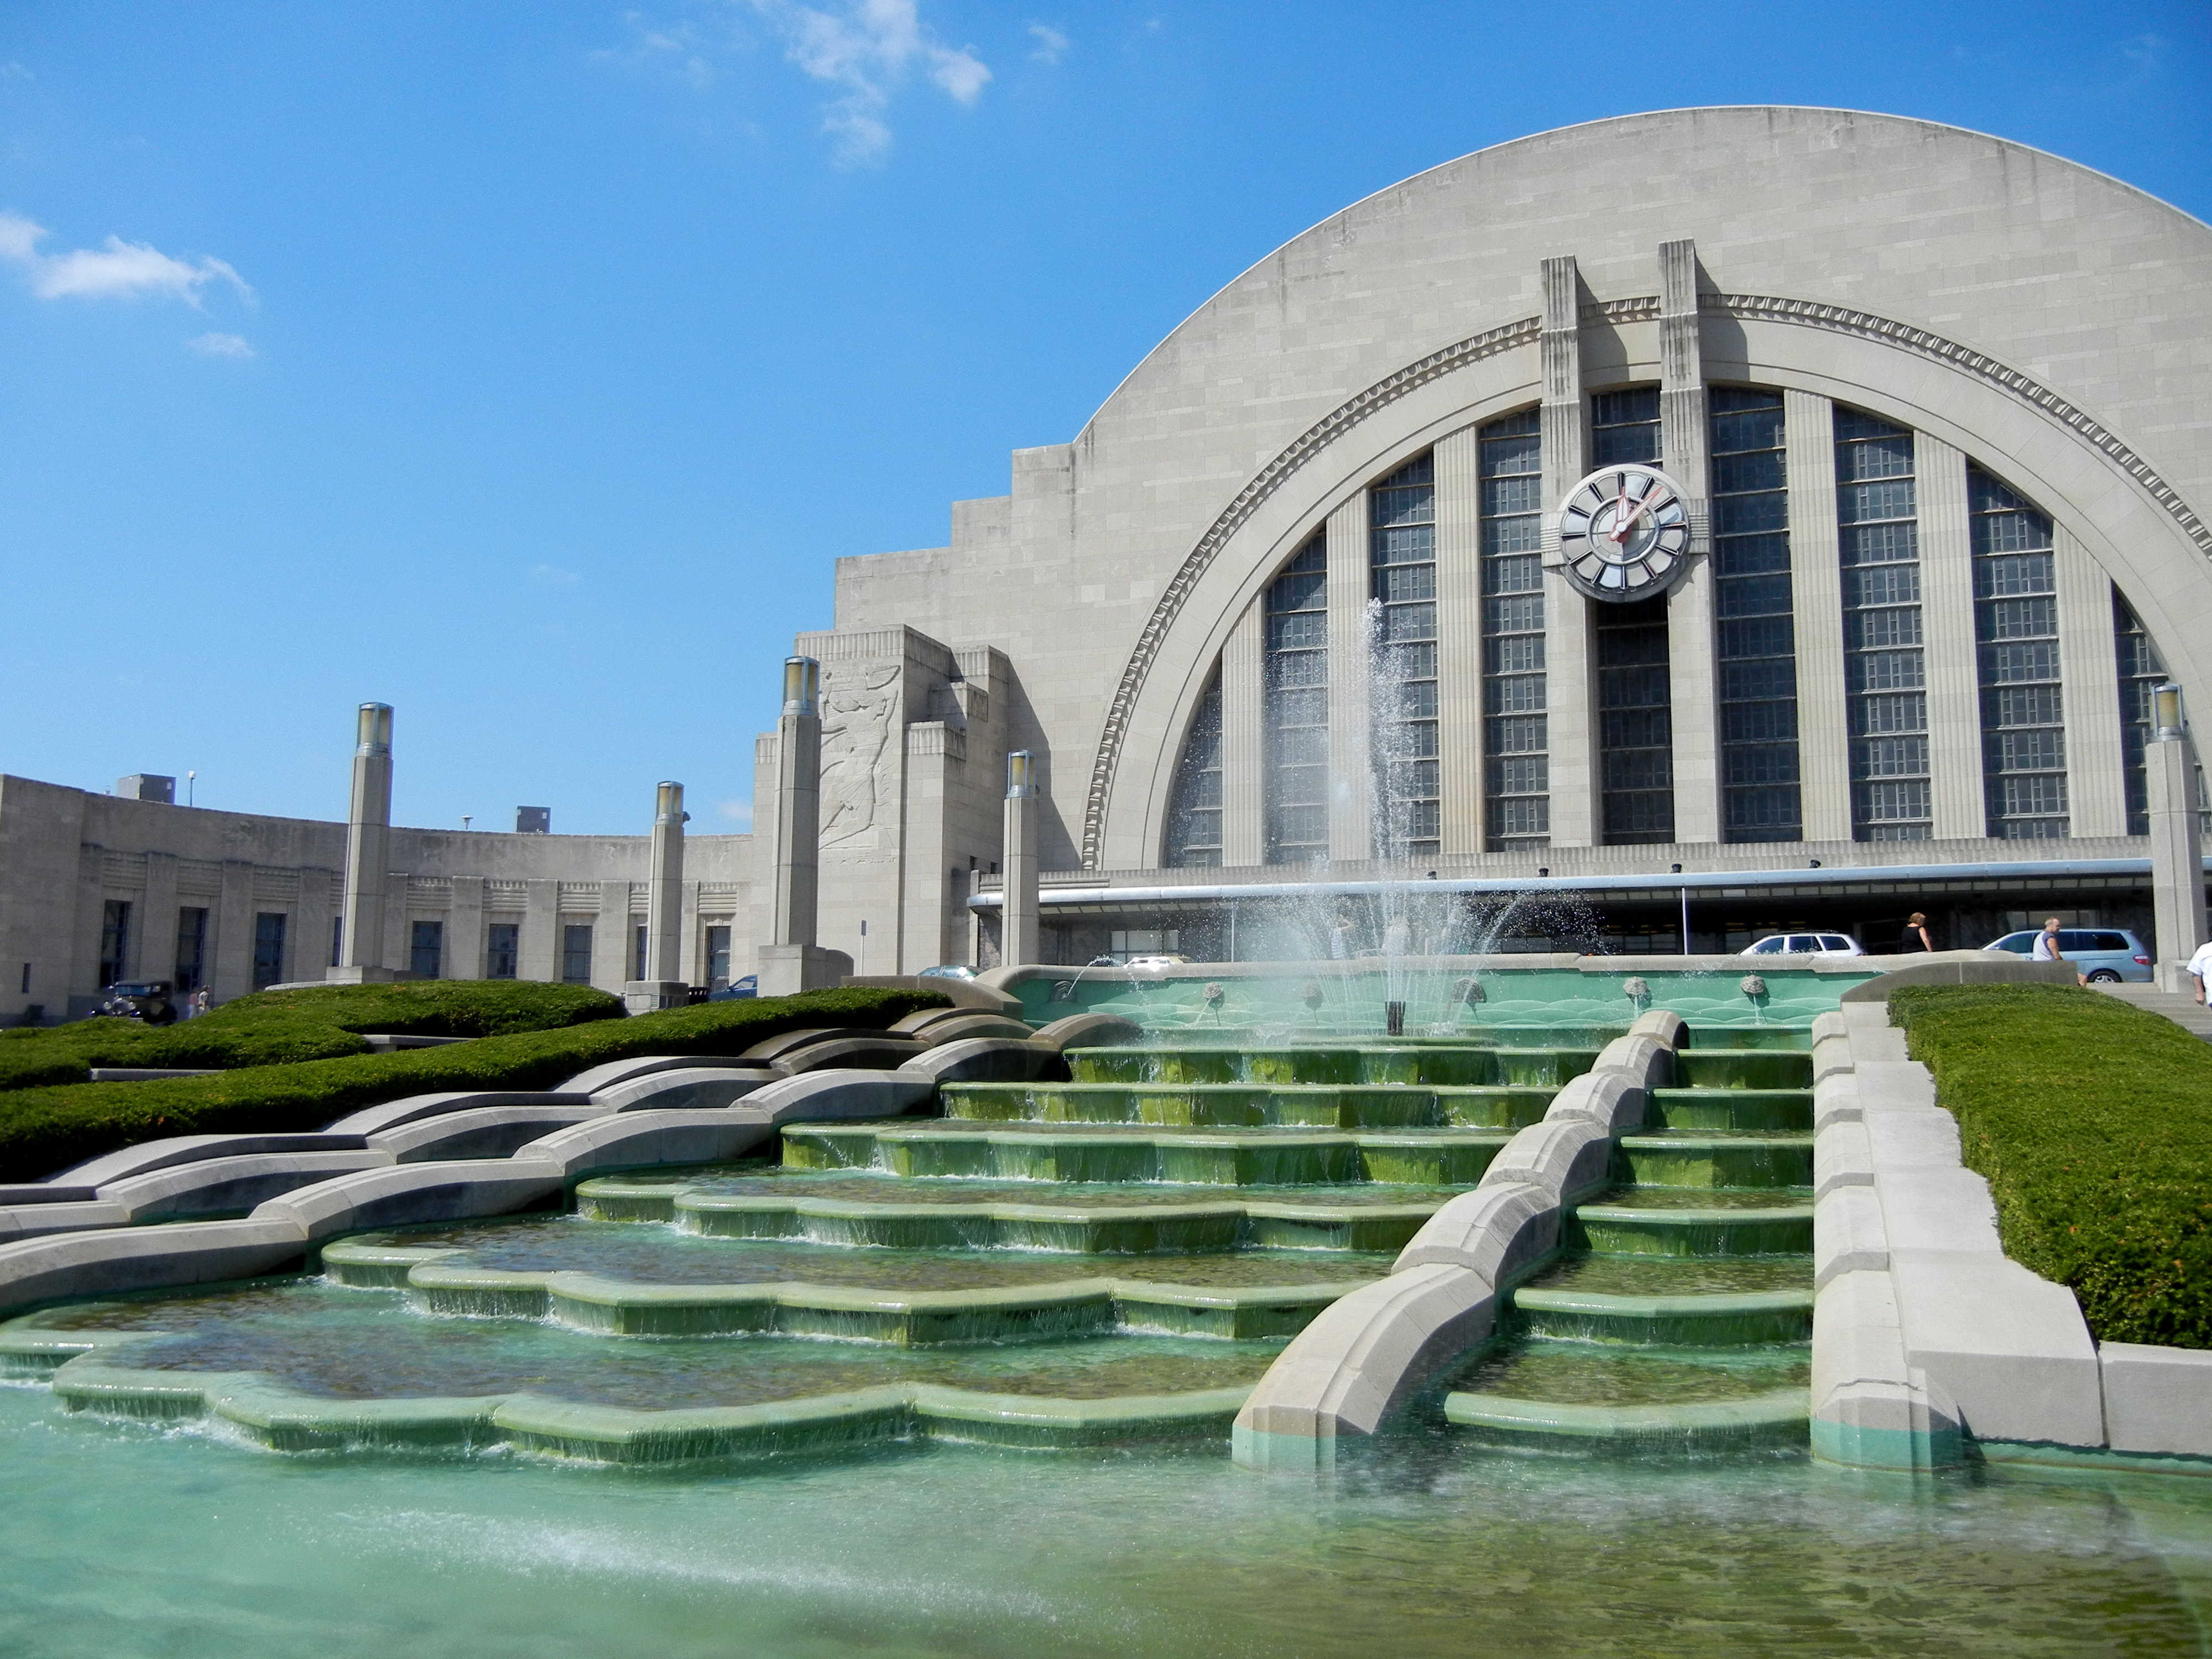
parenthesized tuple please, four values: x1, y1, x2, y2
(818, 662, 903, 848)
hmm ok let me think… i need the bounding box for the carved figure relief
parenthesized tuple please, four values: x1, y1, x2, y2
(818, 663, 902, 848)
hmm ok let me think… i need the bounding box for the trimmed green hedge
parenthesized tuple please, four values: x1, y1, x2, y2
(0, 985, 944, 1183)
(0, 980, 625, 1093)
(1891, 982, 2212, 1349)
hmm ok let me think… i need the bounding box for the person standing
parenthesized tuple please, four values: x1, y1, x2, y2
(1900, 912, 1934, 953)
(2188, 936, 2212, 1005)
(2032, 917, 2086, 986)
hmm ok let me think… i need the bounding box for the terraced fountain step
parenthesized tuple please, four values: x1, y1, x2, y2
(1506, 1253, 1813, 1345)
(1613, 1132, 1815, 1190)
(1110, 1025, 1638, 1051)
(1567, 1194, 1814, 1256)
(576, 1172, 1456, 1251)
(1442, 1338, 1811, 1449)
(1067, 1045, 1598, 1088)
(1643, 1088, 1813, 1133)
(942, 1081, 1555, 1130)
(306, 1236, 1377, 1343)
(782, 1121, 1511, 1186)
(7, 1289, 1281, 1461)
(1668, 1050, 1815, 1090)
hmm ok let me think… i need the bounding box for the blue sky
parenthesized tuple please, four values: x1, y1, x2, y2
(0, 2, 2203, 836)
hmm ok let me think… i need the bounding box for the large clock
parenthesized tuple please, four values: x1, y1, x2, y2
(1552, 463, 1694, 602)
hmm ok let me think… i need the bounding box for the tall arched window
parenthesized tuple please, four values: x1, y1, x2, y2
(1969, 466, 2067, 838)
(1370, 455, 1439, 859)
(1163, 672, 1223, 867)
(1265, 535, 1329, 863)
(1479, 409, 1547, 848)
(1710, 388, 1799, 842)
(1835, 409, 1929, 841)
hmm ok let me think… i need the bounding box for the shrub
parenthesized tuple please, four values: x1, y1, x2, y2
(0, 980, 625, 1094)
(1891, 982, 2212, 1349)
(0, 985, 944, 1183)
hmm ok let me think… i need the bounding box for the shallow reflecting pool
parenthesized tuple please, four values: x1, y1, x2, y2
(1, 1382, 2207, 1658)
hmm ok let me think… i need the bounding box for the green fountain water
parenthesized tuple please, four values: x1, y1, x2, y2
(3, 962, 2209, 1652)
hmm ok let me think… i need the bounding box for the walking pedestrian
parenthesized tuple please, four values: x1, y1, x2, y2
(1900, 912, 1933, 953)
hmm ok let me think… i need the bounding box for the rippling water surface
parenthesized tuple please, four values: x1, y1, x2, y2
(3, 1383, 2208, 1658)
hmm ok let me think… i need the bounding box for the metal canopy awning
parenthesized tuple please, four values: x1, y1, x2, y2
(967, 856, 2186, 912)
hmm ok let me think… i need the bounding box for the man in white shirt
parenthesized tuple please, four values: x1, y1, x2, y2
(2188, 938, 2212, 1005)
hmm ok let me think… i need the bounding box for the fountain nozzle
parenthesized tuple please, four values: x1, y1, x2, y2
(1739, 975, 1768, 1001)
(1623, 977, 1652, 1008)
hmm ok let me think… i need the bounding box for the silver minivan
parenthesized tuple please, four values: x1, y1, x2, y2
(1984, 927, 2152, 983)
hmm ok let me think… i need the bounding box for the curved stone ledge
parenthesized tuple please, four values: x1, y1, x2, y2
(896, 1038, 1069, 1086)
(572, 1178, 1443, 1253)
(1029, 1013, 1146, 1051)
(1442, 1387, 1810, 1448)
(782, 1122, 1507, 1186)
(313, 1251, 1370, 1343)
(888, 1011, 1036, 1046)
(367, 1105, 604, 1163)
(1230, 1019, 1678, 1469)
(0, 1217, 311, 1313)
(325, 1091, 597, 1138)
(591, 1067, 779, 1113)
(40, 1350, 1253, 1464)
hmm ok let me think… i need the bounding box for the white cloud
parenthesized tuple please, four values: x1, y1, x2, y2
(0, 212, 252, 307)
(185, 331, 254, 358)
(1026, 23, 1067, 64)
(745, 0, 991, 162)
(2119, 32, 2164, 72)
(717, 799, 753, 830)
(530, 564, 582, 585)
(597, 10, 721, 87)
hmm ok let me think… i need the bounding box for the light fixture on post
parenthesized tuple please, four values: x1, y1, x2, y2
(2153, 682, 2185, 742)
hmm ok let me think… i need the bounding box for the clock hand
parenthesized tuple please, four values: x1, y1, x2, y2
(1610, 477, 1647, 544)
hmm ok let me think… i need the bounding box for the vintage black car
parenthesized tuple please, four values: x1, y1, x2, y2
(98, 980, 178, 1025)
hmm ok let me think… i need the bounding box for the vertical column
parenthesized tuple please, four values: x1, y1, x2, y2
(335, 702, 395, 982)
(1003, 750, 1040, 966)
(2147, 685, 2206, 973)
(521, 879, 559, 981)
(1326, 494, 1372, 861)
(1434, 425, 1484, 854)
(649, 782, 685, 983)
(1538, 255, 1594, 848)
(140, 853, 179, 984)
(379, 875, 408, 977)
(293, 867, 333, 981)
(773, 657, 821, 947)
(1785, 391, 1851, 842)
(592, 881, 630, 989)
(447, 877, 484, 979)
(900, 723, 952, 972)
(1659, 239, 1718, 846)
(1220, 600, 1266, 867)
(212, 859, 254, 1002)
(2056, 526, 2127, 839)
(1916, 436, 1984, 839)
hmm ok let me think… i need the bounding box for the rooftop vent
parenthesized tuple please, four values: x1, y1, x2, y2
(515, 806, 551, 834)
(116, 775, 174, 804)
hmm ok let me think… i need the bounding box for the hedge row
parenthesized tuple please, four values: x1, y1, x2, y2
(0, 985, 944, 1183)
(1891, 982, 2212, 1349)
(0, 980, 625, 1093)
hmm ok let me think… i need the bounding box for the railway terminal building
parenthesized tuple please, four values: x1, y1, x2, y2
(4, 107, 2209, 1014)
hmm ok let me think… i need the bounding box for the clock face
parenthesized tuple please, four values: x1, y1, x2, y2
(1556, 464, 1693, 601)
